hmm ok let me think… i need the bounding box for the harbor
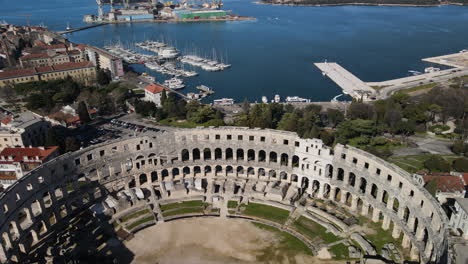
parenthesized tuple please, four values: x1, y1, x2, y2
(315, 50, 468, 100)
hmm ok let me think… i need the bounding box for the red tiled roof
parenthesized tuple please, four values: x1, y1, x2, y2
(145, 83, 165, 94)
(1, 115, 12, 125)
(422, 174, 465, 193)
(20, 53, 49, 60)
(0, 147, 59, 164)
(0, 61, 94, 79)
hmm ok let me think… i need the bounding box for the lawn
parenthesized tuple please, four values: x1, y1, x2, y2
(126, 216, 154, 230)
(388, 154, 460, 173)
(120, 209, 152, 222)
(158, 118, 199, 128)
(160, 200, 206, 211)
(228, 200, 239, 208)
(358, 216, 402, 255)
(396, 83, 438, 95)
(242, 203, 290, 224)
(328, 243, 350, 260)
(292, 216, 340, 244)
(253, 222, 312, 262)
(162, 207, 205, 217)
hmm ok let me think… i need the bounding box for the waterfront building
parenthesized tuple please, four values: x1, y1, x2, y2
(0, 61, 97, 87)
(416, 172, 467, 204)
(0, 146, 59, 188)
(19, 50, 86, 68)
(449, 198, 468, 240)
(0, 111, 51, 151)
(85, 46, 124, 78)
(143, 83, 166, 107)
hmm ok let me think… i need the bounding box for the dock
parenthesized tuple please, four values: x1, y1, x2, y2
(57, 23, 107, 34)
(422, 51, 468, 68)
(314, 62, 375, 100)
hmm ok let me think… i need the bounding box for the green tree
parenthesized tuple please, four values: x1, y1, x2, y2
(452, 158, 468, 172)
(424, 155, 450, 172)
(241, 99, 250, 113)
(65, 137, 80, 152)
(327, 109, 344, 128)
(452, 140, 465, 155)
(277, 112, 299, 132)
(96, 69, 111, 86)
(77, 101, 91, 123)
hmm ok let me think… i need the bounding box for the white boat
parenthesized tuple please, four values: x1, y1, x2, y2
(408, 70, 422, 76)
(159, 47, 179, 59)
(213, 98, 235, 105)
(163, 77, 185, 90)
(285, 96, 310, 103)
(460, 49, 467, 53)
(274, 94, 281, 103)
(261, 96, 268, 104)
(424, 67, 440, 73)
(197, 85, 214, 94)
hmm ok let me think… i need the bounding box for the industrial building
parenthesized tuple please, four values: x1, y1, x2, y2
(173, 9, 228, 19)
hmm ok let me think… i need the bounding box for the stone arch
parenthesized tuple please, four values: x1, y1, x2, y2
(403, 207, 410, 223)
(215, 148, 222, 160)
(247, 167, 255, 176)
(258, 168, 266, 177)
(359, 178, 367, 194)
(161, 169, 169, 180)
(193, 149, 201, 160)
(181, 149, 189, 161)
(237, 166, 245, 175)
(269, 152, 277, 163)
(334, 187, 341, 202)
(226, 148, 234, 160)
(280, 153, 289, 166)
(183, 167, 190, 176)
(2, 232, 11, 250)
(382, 190, 389, 205)
(292, 155, 299, 168)
(203, 148, 211, 160)
(226, 166, 234, 175)
(413, 217, 419, 233)
(204, 165, 212, 175)
(325, 164, 333, 178)
(337, 168, 344, 181)
(345, 192, 352, 206)
(393, 198, 400, 213)
(139, 173, 147, 185)
(292, 174, 298, 182)
(172, 168, 180, 177)
(259, 150, 266, 162)
(237, 149, 244, 161)
(129, 178, 136, 188)
(269, 170, 276, 179)
(280, 171, 287, 180)
(371, 184, 378, 199)
(349, 172, 356, 187)
(323, 184, 331, 199)
(151, 171, 158, 182)
(301, 177, 309, 192)
(247, 149, 255, 161)
(194, 166, 201, 176)
(215, 165, 223, 176)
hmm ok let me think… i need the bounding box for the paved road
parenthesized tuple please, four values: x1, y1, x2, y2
(392, 134, 453, 156)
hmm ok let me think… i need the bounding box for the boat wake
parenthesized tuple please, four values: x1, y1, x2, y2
(331, 94, 343, 102)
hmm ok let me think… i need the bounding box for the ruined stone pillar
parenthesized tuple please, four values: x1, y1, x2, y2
(410, 244, 420, 261)
(416, 226, 425, 241)
(402, 233, 411, 248)
(343, 171, 350, 185)
(350, 195, 358, 212)
(372, 208, 381, 223)
(408, 216, 416, 233)
(382, 214, 391, 230)
(340, 190, 348, 205)
(392, 225, 401, 239)
(361, 201, 370, 216)
(0, 243, 7, 263)
(387, 197, 395, 211)
(329, 187, 336, 201)
(424, 241, 434, 261)
(317, 184, 324, 199)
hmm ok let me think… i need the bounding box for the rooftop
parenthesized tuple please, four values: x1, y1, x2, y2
(0, 61, 94, 80)
(0, 111, 45, 132)
(422, 173, 466, 193)
(455, 198, 468, 213)
(145, 83, 166, 94)
(0, 146, 59, 164)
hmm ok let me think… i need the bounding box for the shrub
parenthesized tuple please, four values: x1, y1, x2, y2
(452, 158, 468, 172)
(371, 136, 387, 146)
(424, 155, 450, 172)
(429, 124, 450, 135)
(452, 140, 465, 155)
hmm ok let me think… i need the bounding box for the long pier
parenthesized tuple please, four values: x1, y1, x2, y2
(314, 62, 375, 100)
(57, 23, 107, 34)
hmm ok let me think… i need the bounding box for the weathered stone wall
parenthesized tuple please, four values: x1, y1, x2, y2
(0, 127, 448, 263)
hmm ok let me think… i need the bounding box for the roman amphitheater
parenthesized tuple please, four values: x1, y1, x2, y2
(0, 127, 449, 263)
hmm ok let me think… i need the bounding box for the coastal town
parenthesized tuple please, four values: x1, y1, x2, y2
(1, 0, 468, 263)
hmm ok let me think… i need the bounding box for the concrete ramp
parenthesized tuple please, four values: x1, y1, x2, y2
(315, 62, 375, 100)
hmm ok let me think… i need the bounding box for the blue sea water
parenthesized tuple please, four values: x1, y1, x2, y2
(1, 0, 468, 102)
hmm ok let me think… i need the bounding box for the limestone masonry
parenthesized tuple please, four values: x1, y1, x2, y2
(0, 127, 448, 263)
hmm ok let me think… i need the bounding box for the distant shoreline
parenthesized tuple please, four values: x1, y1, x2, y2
(253, 1, 467, 7)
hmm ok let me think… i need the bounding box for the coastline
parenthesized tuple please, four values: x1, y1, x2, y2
(252, 1, 467, 7)
(88, 16, 256, 25)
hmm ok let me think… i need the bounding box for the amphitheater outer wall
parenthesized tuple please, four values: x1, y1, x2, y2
(0, 127, 449, 263)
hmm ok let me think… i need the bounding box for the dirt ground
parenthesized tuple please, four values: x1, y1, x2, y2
(124, 218, 342, 264)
